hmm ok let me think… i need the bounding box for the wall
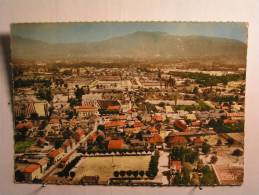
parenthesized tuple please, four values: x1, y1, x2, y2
(1, 0, 259, 195)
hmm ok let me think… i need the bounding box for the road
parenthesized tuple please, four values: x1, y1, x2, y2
(41, 121, 98, 182)
(155, 150, 169, 185)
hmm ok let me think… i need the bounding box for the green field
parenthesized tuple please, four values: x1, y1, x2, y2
(15, 140, 34, 153)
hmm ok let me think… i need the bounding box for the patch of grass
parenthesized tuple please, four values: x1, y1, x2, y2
(15, 140, 34, 153)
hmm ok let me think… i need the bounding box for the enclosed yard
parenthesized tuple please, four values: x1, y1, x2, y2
(73, 155, 151, 183)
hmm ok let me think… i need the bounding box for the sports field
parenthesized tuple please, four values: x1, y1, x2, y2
(73, 155, 151, 183)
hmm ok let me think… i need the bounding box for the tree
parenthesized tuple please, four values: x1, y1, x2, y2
(158, 102, 165, 107)
(173, 171, 182, 185)
(133, 170, 139, 178)
(139, 170, 145, 177)
(37, 87, 53, 102)
(210, 155, 218, 164)
(15, 170, 25, 182)
(202, 142, 211, 155)
(232, 149, 243, 156)
(75, 86, 85, 100)
(30, 112, 39, 120)
(182, 167, 191, 185)
(54, 139, 63, 149)
(227, 138, 234, 146)
(97, 125, 105, 131)
(126, 170, 132, 177)
(119, 170, 126, 177)
(114, 171, 119, 177)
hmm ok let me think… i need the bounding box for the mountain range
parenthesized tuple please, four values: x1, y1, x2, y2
(11, 31, 247, 63)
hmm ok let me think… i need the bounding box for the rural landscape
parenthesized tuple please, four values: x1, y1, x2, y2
(12, 22, 247, 186)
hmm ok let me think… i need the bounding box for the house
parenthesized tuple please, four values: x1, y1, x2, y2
(174, 120, 187, 131)
(191, 120, 201, 127)
(134, 121, 144, 128)
(167, 136, 188, 147)
(165, 106, 173, 114)
(14, 101, 49, 119)
(15, 121, 33, 130)
(36, 157, 48, 173)
(97, 100, 121, 113)
(152, 115, 163, 122)
(224, 119, 237, 125)
(124, 127, 141, 134)
(75, 129, 86, 142)
(75, 105, 98, 118)
(53, 94, 69, 109)
(87, 130, 105, 145)
(82, 93, 102, 106)
(147, 134, 163, 147)
(192, 137, 204, 147)
(130, 139, 146, 147)
(169, 160, 182, 173)
(22, 164, 41, 182)
(149, 127, 158, 134)
(49, 117, 61, 129)
(48, 148, 64, 164)
(185, 114, 197, 121)
(107, 105, 121, 112)
(62, 139, 74, 153)
(226, 112, 244, 120)
(120, 100, 132, 113)
(36, 137, 49, 147)
(108, 139, 126, 151)
(104, 120, 126, 129)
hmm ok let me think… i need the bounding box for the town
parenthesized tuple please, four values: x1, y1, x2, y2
(13, 62, 245, 186)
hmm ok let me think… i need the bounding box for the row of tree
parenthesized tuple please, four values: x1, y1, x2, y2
(113, 170, 145, 178)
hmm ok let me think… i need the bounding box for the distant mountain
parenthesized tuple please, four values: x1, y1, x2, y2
(11, 31, 247, 63)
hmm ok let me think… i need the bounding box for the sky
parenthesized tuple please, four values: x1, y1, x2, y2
(11, 22, 248, 44)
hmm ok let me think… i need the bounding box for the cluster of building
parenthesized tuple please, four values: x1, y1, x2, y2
(14, 65, 245, 185)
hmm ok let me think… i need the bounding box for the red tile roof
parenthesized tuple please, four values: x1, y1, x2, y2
(63, 139, 73, 148)
(16, 122, 25, 130)
(224, 119, 237, 124)
(150, 127, 158, 133)
(152, 115, 163, 122)
(193, 137, 204, 144)
(174, 120, 187, 130)
(148, 134, 163, 144)
(104, 121, 126, 128)
(76, 105, 97, 112)
(107, 105, 121, 110)
(23, 164, 40, 173)
(134, 121, 143, 128)
(76, 129, 85, 137)
(49, 118, 60, 124)
(48, 148, 63, 158)
(226, 112, 244, 117)
(170, 160, 182, 172)
(169, 136, 188, 145)
(108, 139, 124, 150)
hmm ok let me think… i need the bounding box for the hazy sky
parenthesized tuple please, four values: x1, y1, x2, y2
(11, 22, 248, 44)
